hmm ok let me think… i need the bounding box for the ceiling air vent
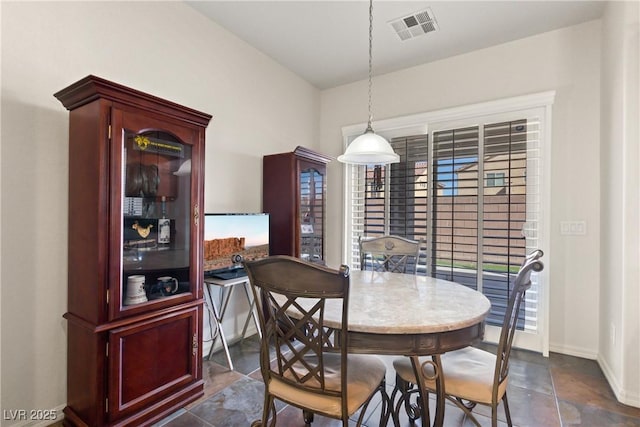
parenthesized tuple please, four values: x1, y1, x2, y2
(389, 8, 438, 41)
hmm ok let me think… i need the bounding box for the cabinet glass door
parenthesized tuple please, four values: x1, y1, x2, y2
(299, 167, 324, 263)
(114, 118, 197, 318)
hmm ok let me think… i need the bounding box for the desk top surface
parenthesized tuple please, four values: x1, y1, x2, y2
(204, 275, 249, 287)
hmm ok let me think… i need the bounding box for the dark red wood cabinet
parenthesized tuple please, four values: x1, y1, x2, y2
(263, 146, 331, 263)
(55, 76, 211, 427)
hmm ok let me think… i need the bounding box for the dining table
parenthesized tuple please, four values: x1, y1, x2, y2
(283, 269, 491, 427)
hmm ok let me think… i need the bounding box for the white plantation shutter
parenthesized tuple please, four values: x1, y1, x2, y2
(347, 163, 367, 268)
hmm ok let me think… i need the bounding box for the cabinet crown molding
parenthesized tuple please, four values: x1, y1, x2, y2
(54, 75, 212, 127)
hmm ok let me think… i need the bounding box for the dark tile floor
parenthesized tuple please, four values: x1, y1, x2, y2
(155, 336, 640, 427)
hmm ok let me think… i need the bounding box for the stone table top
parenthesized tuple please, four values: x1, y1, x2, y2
(284, 270, 491, 334)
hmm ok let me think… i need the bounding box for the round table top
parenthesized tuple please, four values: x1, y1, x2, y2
(289, 270, 491, 335)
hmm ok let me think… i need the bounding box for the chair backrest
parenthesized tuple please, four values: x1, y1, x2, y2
(243, 255, 351, 416)
(521, 248, 544, 267)
(359, 235, 421, 274)
(494, 251, 544, 391)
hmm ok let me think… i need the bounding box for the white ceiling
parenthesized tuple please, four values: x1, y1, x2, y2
(187, 1, 606, 90)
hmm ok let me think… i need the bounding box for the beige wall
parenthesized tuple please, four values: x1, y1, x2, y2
(0, 2, 319, 423)
(599, 0, 640, 407)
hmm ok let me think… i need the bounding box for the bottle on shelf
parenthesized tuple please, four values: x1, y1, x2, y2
(158, 196, 171, 250)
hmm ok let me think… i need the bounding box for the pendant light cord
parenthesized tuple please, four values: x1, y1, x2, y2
(366, 0, 374, 133)
(337, 0, 399, 165)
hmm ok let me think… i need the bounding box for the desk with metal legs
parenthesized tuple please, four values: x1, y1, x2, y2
(203, 275, 261, 370)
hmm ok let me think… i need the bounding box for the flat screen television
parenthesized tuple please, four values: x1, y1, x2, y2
(203, 213, 270, 280)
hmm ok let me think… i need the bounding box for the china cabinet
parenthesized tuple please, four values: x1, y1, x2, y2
(55, 76, 211, 426)
(263, 146, 331, 263)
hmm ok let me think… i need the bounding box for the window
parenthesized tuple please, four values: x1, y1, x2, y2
(486, 172, 505, 187)
(343, 92, 553, 353)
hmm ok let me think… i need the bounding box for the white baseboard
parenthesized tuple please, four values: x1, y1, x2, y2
(597, 354, 640, 408)
(548, 342, 598, 359)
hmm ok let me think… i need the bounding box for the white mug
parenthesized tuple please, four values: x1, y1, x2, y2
(124, 275, 148, 305)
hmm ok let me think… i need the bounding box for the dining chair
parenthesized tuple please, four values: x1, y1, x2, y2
(391, 252, 545, 427)
(359, 235, 421, 274)
(243, 255, 388, 427)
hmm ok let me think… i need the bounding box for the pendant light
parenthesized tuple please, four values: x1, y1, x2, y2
(338, 0, 399, 165)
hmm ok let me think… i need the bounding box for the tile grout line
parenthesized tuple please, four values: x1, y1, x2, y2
(547, 364, 565, 427)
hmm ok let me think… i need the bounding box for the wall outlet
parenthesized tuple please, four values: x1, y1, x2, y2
(560, 221, 587, 235)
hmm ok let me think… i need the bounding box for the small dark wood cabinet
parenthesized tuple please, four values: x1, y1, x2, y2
(263, 146, 331, 263)
(55, 76, 211, 427)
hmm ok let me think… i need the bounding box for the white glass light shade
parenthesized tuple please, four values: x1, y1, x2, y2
(338, 130, 400, 165)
